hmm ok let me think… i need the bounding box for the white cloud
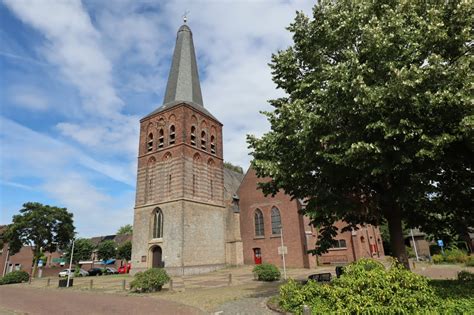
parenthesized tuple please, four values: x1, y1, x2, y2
(8, 85, 50, 111)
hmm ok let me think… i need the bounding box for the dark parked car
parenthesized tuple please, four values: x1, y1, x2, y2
(87, 268, 103, 276)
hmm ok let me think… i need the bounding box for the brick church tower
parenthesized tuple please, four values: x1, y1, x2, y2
(131, 23, 240, 275)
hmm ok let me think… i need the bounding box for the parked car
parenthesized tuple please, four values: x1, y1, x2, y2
(87, 268, 103, 276)
(58, 268, 89, 277)
(118, 263, 131, 274)
(104, 267, 118, 275)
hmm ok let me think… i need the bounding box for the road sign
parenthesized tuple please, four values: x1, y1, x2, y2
(437, 240, 444, 247)
(278, 246, 288, 255)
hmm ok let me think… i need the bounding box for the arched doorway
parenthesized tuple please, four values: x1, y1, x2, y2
(151, 246, 162, 268)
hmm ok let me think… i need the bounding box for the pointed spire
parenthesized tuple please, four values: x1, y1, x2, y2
(163, 24, 204, 107)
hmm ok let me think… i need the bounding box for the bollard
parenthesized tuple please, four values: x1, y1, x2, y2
(228, 273, 232, 286)
(169, 279, 173, 292)
(47, 278, 51, 287)
(302, 305, 311, 315)
(122, 279, 126, 290)
(90, 279, 93, 290)
(412, 261, 416, 269)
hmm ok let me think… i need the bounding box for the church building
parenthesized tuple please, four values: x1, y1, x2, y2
(131, 23, 243, 276)
(132, 23, 383, 276)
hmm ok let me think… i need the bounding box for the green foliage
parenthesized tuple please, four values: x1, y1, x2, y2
(406, 246, 415, 258)
(0, 271, 30, 285)
(116, 224, 133, 235)
(280, 258, 438, 314)
(433, 247, 469, 264)
(64, 238, 94, 264)
(223, 161, 244, 174)
(458, 271, 474, 282)
(432, 254, 444, 264)
(117, 240, 132, 261)
(444, 247, 469, 264)
(429, 279, 474, 313)
(3, 202, 75, 257)
(96, 240, 117, 261)
(247, 0, 473, 266)
(465, 257, 474, 267)
(253, 263, 281, 281)
(130, 268, 170, 293)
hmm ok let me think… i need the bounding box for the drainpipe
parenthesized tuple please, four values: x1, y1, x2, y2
(350, 230, 357, 262)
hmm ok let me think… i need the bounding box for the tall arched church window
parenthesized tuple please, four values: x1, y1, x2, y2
(147, 133, 153, 152)
(210, 135, 216, 154)
(169, 125, 176, 145)
(158, 129, 164, 148)
(190, 126, 196, 146)
(271, 207, 281, 235)
(201, 131, 207, 150)
(152, 208, 163, 238)
(254, 209, 264, 237)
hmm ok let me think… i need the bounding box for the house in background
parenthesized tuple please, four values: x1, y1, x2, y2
(237, 168, 384, 268)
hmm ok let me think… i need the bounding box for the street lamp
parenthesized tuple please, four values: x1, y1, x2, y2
(280, 225, 287, 280)
(66, 239, 75, 288)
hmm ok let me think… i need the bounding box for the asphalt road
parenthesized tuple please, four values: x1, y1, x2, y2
(0, 285, 204, 315)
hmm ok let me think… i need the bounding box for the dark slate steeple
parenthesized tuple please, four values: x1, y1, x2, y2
(142, 23, 218, 121)
(163, 24, 203, 106)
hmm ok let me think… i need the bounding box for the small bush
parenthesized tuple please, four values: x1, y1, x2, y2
(0, 271, 30, 285)
(458, 271, 474, 281)
(444, 248, 468, 264)
(130, 268, 170, 293)
(432, 254, 444, 264)
(465, 257, 474, 267)
(253, 263, 281, 281)
(279, 258, 439, 314)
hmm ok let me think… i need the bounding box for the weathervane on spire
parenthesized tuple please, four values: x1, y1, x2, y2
(183, 10, 190, 24)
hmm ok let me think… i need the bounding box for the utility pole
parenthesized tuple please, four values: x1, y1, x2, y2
(66, 239, 75, 288)
(280, 226, 287, 280)
(2, 247, 10, 276)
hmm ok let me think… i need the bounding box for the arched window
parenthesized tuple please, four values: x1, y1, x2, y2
(158, 129, 164, 148)
(210, 135, 216, 154)
(147, 133, 153, 152)
(190, 126, 196, 145)
(169, 125, 175, 145)
(152, 208, 163, 238)
(254, 209, 264, 237)
(271, 207, 281, 235)
(201, 130, 207, 150)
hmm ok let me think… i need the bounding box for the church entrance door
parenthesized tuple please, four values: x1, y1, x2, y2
(151, 246, 162, 268)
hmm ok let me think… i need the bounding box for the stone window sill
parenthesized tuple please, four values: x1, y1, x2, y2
(253, 236, 265, 240)
(328, 248, 347, 251)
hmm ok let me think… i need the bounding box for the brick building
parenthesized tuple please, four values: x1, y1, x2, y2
(131, 23, 243, 276)
(238, 169, 384, 268)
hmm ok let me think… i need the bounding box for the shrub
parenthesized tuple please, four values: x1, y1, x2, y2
(432, 254, 444, 264)
(444, 248, 469, 264)
(0, 271, 30, 285)
(130, 268, 170, 293)
(458, 271, 474, 282)
(279, 258, 439, 314)
(253, 263, 281, 281)
(465, 257, 474, 267)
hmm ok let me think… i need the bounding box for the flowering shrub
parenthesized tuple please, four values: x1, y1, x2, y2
(130, 268, 170, 293)
(253, 263, 281, 281)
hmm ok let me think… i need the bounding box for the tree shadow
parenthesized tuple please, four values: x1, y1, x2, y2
(429, 279, 474, 299)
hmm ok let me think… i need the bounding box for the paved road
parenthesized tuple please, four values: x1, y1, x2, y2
(0, 285, 204, 315)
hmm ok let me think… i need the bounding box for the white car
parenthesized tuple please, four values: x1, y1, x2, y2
(58, 268, 89, 277)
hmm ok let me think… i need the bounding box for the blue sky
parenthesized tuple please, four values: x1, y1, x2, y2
(0, 0, 312, 237)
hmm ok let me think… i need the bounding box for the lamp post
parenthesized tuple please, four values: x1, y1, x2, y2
(280, 226, 287, 280)
(410, 229, 420, 261)
(66, 239, 75, 288)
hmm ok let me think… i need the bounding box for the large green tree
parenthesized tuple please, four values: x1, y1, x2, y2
(4, 202, 75, 276)
(117, 240, 132, 262)
(64, 238, 95, 264)
(96, 240, 117, 261)
(116, 224, 133, 235)
(248, 0, 472, 268)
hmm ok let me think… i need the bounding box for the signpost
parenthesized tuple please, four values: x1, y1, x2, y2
(279, 227, 287, 280)
(437, 239, 445, 255)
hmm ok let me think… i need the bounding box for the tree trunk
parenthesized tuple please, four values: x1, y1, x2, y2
(459, 229, 473, 254)
(385, 205, 410, 269)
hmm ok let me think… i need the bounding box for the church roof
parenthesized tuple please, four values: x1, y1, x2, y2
(142, 24, 219, 122)
(223, 167, 244, 201)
